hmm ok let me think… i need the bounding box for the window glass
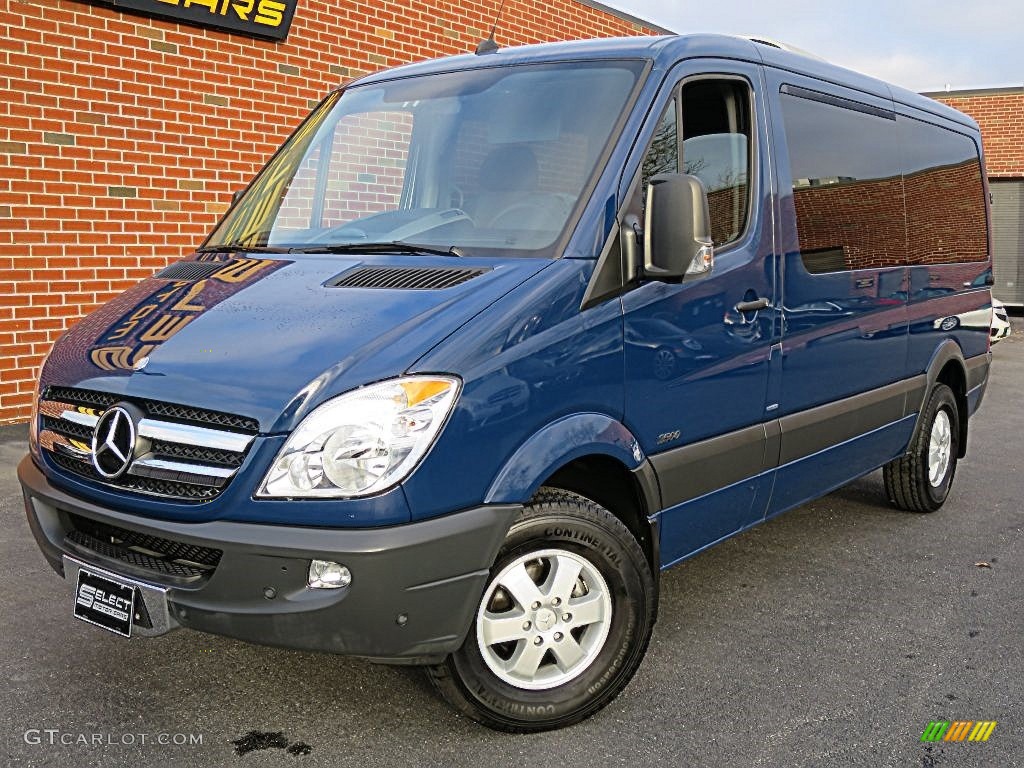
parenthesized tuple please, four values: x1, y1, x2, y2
(681, 81, 751, 246)
(277, 110, 413, 231)
(640, 99, 678, 193)
(780, 90, 904, 273)
(206, 61, 644, 257)
(900, 118, 987, 264)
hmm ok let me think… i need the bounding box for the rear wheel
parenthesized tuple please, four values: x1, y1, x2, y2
(427, 488, 656, 732)
(884, 383, 960, 512)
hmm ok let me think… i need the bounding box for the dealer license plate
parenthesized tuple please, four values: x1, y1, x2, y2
(73, 568, 136, 637)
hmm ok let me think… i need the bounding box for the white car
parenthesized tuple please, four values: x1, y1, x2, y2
(992, 298, 1011, 343)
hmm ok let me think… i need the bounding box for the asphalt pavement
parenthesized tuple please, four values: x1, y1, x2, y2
(2, 323, 1021, 768)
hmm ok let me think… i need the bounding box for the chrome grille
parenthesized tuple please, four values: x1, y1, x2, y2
(38, 387, 257, 503)
(44, 386, 260, 433)
(149, 440, 244, 468)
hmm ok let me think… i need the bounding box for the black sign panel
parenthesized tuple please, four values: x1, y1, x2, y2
(86, 0, 297, 42)
(74, 569, 137, 637)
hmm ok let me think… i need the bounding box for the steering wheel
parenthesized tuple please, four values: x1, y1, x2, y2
(488, 194, 575, 229)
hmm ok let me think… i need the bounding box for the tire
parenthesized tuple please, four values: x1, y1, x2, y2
(883, 383, 960, 512)
(427, 488, 656, 732)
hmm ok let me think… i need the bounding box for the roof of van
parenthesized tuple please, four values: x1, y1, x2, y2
(352, 34, 978, 131)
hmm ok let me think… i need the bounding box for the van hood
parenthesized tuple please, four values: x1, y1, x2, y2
(43, 253, 552, 432)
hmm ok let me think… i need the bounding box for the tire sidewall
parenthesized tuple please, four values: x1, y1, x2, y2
(448, 509, 653, 728)
(922, 387, 959, 507)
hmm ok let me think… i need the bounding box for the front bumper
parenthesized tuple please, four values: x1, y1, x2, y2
(19, 456, 519, 663)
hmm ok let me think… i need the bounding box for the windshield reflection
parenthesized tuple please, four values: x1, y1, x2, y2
(205, 61, 644, 258)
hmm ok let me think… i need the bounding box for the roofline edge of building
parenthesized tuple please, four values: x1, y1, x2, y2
(572, 0, 675, 35)
(921, 85, 1024, 99)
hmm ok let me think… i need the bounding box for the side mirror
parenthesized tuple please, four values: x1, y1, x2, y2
(231, 189, 245, 206)
(643, 173, 714, 281)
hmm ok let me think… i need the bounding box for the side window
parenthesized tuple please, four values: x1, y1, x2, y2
(681, 80, 752, 246)
(780, 88, 904, 273)
(639, 98, 678, 196)
(900, 118, 988, 264)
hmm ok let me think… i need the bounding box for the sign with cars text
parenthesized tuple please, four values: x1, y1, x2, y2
(84, 0, 297, 42)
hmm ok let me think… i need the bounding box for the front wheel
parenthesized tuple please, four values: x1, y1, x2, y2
(427, 488, 656, 732)
(883, 383, 960, 512)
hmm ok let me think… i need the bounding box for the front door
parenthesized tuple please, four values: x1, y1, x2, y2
(621, 61, 780, 566)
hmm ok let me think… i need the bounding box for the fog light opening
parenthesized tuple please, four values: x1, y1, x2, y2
(308, 560, 352, 589)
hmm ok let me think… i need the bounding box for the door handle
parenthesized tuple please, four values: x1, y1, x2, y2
(734, 297, 770, 313)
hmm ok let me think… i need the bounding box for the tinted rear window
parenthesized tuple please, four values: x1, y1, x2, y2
(780, 87, 988, 273)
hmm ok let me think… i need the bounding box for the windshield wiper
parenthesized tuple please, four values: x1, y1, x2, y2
(197, 244, 292, 254)
(197, 230, 291, 254)
(293, 241, 465, 257)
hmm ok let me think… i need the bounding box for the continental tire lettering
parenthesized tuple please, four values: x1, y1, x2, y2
(542, 527, 622, 566)
(255, 0, 284, 25)
(472, 685, 555, 717)
(587, 613, 635, 696)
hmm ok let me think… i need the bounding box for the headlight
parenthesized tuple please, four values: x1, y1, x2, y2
(28, 346, 53, 455)
(28, 378, 41, 454)
(257, 376, 460, 498)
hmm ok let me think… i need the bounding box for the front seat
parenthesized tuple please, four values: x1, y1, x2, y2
(470, 144, 540, 227)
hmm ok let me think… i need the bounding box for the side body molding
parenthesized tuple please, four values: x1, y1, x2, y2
(484, 412, 660, 511)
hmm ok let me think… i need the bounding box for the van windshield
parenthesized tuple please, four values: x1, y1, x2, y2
(203, 60, 644, 258)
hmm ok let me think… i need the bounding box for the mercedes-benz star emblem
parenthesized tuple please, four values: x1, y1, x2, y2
(91, 406, 137, 479)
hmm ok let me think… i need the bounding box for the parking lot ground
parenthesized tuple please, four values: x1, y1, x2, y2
(2, 321, 1022, 767)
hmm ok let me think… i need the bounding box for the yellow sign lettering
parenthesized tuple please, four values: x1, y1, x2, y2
(213, 258, 275, 283)
(255, 0, 284, 26)
(230, 0, 253, 21)
(171, 280, 207, 312)
(107, 321, 139, 341)
(155, 281, 190, 303)
(139, 314, 194, 343)
(90, 345, 156, 371)
(130, 303, 160, 322)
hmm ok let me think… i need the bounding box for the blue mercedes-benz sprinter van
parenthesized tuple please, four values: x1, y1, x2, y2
(18, 34, 992, 731)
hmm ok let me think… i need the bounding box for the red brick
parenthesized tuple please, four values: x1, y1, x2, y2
(0, 0, 658, 421)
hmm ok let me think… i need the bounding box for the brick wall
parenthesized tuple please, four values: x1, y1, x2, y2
(0, 0, 658, 423)
(932, 91, 1024, 178)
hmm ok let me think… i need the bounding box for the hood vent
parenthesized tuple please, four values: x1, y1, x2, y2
(154, 261, 227, 281)
(328, 266, 489, 290)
